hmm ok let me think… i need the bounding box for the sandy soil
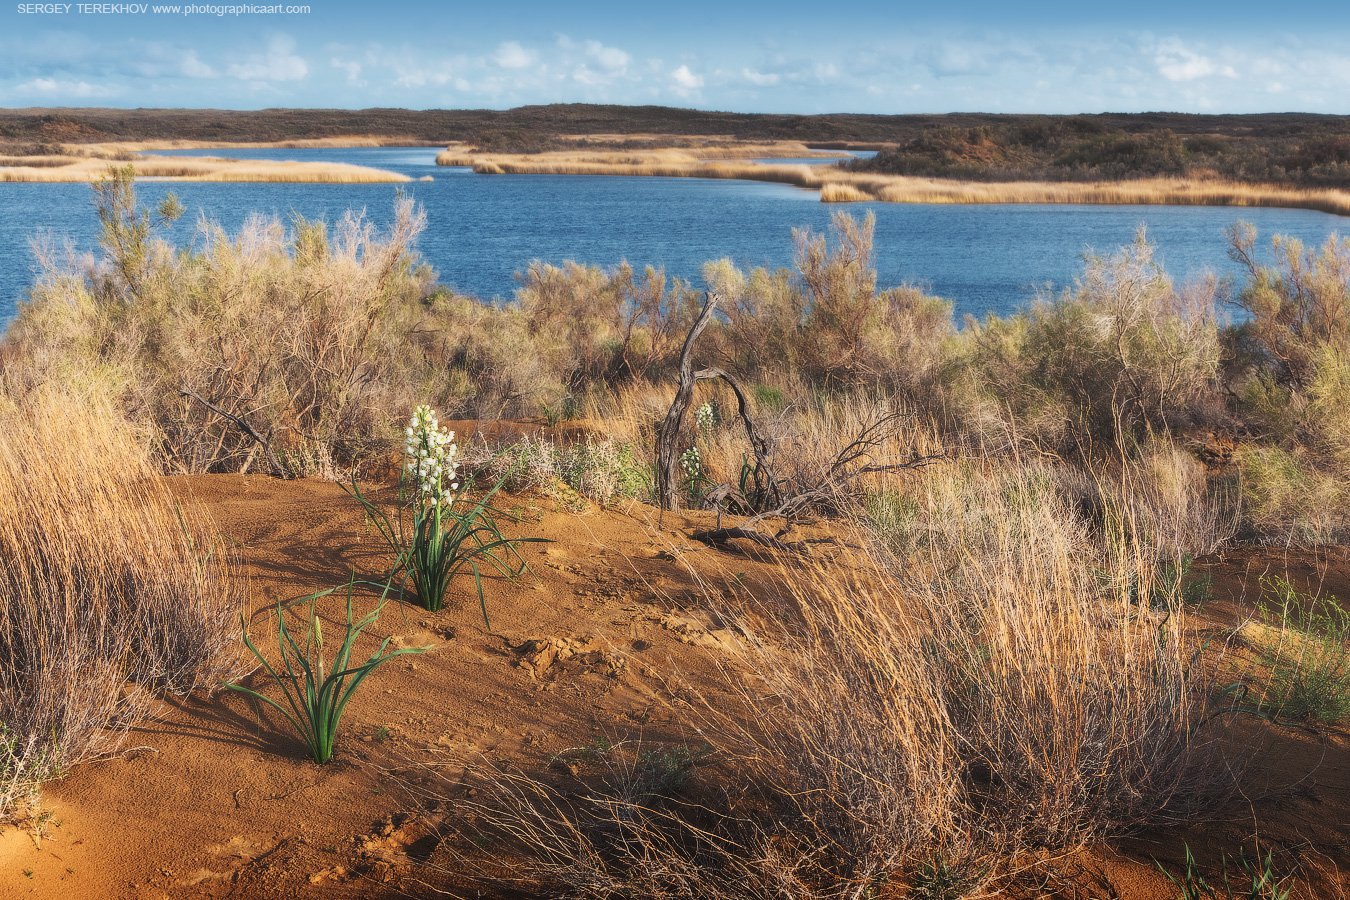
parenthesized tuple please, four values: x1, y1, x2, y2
(1, 475, 1347, 898)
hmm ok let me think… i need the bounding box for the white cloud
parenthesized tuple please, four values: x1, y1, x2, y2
(16, 77, 113, 97)
(584, 39, 630, 72)
(493, 40, 536, 70)
(1153, 38, 1232, 82)
(180, 50, 215, 79)
(671, 64, 703, 92)
(227, 35, 308, 82)
(330, 57, 362, 83)
(742, 68, 780, 86)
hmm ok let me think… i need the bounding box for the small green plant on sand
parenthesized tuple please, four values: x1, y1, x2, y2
(228, 580, 425, 764)
(1252, 576, 1350, 725)
(349, 405, 542, 624)
(1158, 843, 1292, 900)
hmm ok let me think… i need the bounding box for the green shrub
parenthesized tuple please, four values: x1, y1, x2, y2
(1158, 842, 1293, 900)
(1251, 577, 1350, 725)
(229, 581, 426, 764)
(1237, 446, 1346, 544)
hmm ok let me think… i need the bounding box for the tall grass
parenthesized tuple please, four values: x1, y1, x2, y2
(439, 460, 1224, 897)
(0, 386, 243, 817)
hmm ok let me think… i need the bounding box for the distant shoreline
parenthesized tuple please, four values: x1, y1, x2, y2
(4, 135, 1349, 218)
(440, 146, 1350, 217)
(0, 139, 416, 183)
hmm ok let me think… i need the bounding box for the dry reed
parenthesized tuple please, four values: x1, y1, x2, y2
(0, 386, 244, 817)
(440, 146, 1350, 216)
(0, 154, 409, 183)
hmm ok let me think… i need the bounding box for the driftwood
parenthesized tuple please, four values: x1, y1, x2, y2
(691, 410, 943, 550)
(179, 388, 289, 478)
(654, 294, 944, 550)
(655, 293, 719, 511)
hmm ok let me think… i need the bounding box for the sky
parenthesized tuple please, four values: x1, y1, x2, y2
(3, 0, 1349, 113)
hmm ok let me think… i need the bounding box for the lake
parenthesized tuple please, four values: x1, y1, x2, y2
(0, 146, 1344, 324)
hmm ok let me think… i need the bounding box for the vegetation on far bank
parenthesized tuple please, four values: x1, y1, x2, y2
(8, 104, 1350, 186)
(439, 145, 1350, 214)
(0, 154, 409, 184)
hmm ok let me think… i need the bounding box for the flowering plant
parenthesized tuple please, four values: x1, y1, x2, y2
(348, 405, 541, 624)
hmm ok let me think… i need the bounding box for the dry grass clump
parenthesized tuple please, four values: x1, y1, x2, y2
(870, 175, 1350, 216)
(819, 182, 873, 202)
(0, 155, 409, 183)
(0, 387, 243, 817)
(437, 460, 1222, 897)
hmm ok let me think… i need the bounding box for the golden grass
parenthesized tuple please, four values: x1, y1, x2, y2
(0, 153, 410, 183)
(819, 181, 872, 203)
(0, 386, 244, 817)
(435, 142, 846, 168)
(426, 455, 1225, 895)
(440, 146, 1350, 216)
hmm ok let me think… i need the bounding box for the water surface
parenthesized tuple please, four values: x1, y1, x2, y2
(0, 146, 1343, 323)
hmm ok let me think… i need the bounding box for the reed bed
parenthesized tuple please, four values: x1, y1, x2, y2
(0, 387, 244, 818)
(819, 182, 873, 203)
(442, 146, 1350, 216)
(434, 140, 843, 168)
(0, 154, 410, 183)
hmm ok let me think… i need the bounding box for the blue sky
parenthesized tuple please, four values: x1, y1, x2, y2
(3, 0, 1349, 112)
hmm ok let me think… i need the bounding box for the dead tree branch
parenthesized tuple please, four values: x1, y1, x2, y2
(179, 388, 289, 478)
(655, 292, 719, 510)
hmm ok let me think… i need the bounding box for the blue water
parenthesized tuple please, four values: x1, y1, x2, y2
(0, 146, 1344, 324)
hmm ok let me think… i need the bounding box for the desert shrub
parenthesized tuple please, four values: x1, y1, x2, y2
(953, 231, 1221, 453)
(426, 295, 565, 418)
(1228, 226, 1350, 395)
(0, 386, 243, 817)
(515, 260, 701, 388)
(1087, 442, 1239, 581)
(1236, 446, 1347, 545)
(3, 167, 438, 474)
(1222, 228, 1350, 541)
(707, 213, 954, 395)
(1249, 577, 1350, 725)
